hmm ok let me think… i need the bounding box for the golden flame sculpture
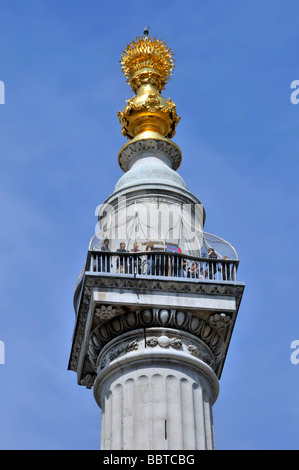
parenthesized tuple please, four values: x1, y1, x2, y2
(120, 35, 175, 92)
(117, 34, 181, 141)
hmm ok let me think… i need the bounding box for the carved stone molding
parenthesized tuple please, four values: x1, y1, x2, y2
(68, 273, 244, 378)
(187, 345, 213, 366)
(95, 304, 118, 321)
(96, 336, 143, 374)
(80, 374, 96, 389)
(145, 334, 213, 367)
(84, 275, 244, 300)
(108, 340, 139, 362)
(146, 336, 183, 349)
(118, 138, 182, 172)
(209, 313, 231, 331)
(91, 327, 218, 396)
(88, 308, 227, 375)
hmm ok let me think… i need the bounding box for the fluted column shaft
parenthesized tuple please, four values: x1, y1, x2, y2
(93, 328, 219, 450)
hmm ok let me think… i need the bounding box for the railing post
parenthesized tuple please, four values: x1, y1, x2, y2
(89, 253, 94, 272)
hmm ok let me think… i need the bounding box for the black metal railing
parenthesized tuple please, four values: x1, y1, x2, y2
(73, 251, 239, 315)
(86, 250, 238, 282)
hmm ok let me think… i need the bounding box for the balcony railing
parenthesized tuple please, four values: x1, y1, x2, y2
(86, 251, 238, 282)
(73, 250, 239, 314)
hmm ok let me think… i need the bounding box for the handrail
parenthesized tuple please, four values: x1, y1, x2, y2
(85, 250, 238, 281)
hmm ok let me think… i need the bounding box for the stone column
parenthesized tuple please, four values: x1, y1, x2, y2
(93, 328, 219, 450)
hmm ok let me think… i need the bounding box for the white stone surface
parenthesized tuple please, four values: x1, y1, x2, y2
(92, 289, 236, 312)
(68, 135, 245, 450)
(93, 329, 219, 450)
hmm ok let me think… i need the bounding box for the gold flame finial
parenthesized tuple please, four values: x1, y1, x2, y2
(120, 34, 175, 93)
(117, 32, 180, 141)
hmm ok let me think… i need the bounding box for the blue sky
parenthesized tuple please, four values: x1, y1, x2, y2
(0, 0, 299, 450)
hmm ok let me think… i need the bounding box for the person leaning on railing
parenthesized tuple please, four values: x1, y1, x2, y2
(208, 247, 217, 279)
(129, 242, 141, 274)
(143, 244, 156, 275)
(100, 238, 111, 272)
(116, 242, 127, 273)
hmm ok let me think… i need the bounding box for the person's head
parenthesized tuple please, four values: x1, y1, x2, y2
(146, 245, 152, 251)
(104, 238, 109, 246)
(208, 248, 214, 254)
(133, 241, 138, 248)
(120, 242, 126, 249)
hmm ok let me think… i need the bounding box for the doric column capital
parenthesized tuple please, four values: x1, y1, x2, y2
(93, 327, 220, 408)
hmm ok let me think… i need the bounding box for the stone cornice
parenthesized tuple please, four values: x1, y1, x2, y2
(89, 310, 229, 374)
(68, 273, 245, 384)
(118, 138, 182, 172)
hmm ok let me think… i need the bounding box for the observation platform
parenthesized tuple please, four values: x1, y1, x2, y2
(69, 241, 244, 385)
